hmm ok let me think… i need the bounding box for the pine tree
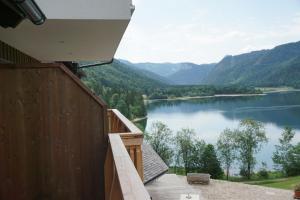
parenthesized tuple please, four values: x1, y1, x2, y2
(201, 144, 224, 179)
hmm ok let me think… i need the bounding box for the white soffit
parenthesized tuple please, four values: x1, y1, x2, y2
(35, 0, 133, 20)
(0, 0, 133, 61)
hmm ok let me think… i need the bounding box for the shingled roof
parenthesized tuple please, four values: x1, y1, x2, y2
(143, 143, 169, 184)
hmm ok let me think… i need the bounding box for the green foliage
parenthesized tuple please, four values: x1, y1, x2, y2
(234, 119, 268, 179)
(82, 60, 153, 119)
(295, 183, 300, 191)
(147, 85, 260, 100)
(82, 59, 261, 119)
(168, 166, 186, 175)
(245, 175, 300, 190)
(204, 41, 300, 87)
(175, 128, 196, 174)
(258, 162, 269, 179)
(217, 128, 237, 180)
(272, 127, 300, 176)
(190, 140, 207, 171)
(174, 128, 223, 179)
(145, 122, 174, 166)
(201, 144, 224, 179)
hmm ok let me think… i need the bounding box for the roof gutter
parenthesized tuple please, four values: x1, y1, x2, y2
(0, 0, 46, 28)
(79, 59, 114, 69)
(14, 0, 46, 25)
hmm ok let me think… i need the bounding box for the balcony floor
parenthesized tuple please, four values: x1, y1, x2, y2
(146, 174, 293, 200)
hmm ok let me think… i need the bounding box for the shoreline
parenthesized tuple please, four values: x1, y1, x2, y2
(146, 93, 265, 102)
(145, 88, 300, 102)
(258, 88, 300, 94)
(132, 116, 147, 123)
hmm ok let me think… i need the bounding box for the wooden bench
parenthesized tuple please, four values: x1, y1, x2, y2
(187, 173, 211, 185)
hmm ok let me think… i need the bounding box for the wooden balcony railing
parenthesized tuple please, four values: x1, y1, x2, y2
(107, 109, 144, 180)
(105, 109, 150, 200)
(105, 134, 151, 200)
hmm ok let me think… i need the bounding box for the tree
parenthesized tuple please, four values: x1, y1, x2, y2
(116, 98, 129, 117)
(234, 119, 268, 179)
(145, 122, 174, 166)
(287, 143, 300, 176)
(190, 139, 206, 172)
(273, 127, 295, 174)
(273, 127, 300, 176)
(175, 128, 196, 174)
(110, 93, 119, 107)
(217, 128, 236, 180)
(201, 144, 224, 179)
(258, 162, 269, 179)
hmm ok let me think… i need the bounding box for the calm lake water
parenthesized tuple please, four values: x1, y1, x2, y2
(145, 91, 300, 172)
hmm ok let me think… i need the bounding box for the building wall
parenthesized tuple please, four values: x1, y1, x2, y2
(0, 40, 39, 64)
(0, 64, 108, 199)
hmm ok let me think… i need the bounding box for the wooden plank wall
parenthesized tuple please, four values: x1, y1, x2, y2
(0, 40, 39, 64)
(0, 64, 108, 200)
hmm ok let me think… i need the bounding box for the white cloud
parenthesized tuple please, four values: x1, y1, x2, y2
(116, 6, 300, 63)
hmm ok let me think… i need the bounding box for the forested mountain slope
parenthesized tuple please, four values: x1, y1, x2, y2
(204, 41, 300, 87)
(82, 60, 167, 119)
(125, 41, 300, 87)
(167, 63, 216, 85)
(119, 59, 173, 84)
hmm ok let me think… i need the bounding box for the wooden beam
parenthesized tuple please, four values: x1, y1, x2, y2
(106, 134, 151, 200)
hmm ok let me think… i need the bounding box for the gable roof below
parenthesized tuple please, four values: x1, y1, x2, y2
(143, 143, 169, 184)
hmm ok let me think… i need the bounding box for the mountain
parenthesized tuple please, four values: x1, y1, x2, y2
(81, 59, 260, 119)
(131, 62, 197, 77)
(122, 41, 300, 87)
(126, 61, 213, 85)
(82, 60, 169, 120)
(204, 41, 300, 87)
(167, 63, 216, 85)
(119, 59, 173, 84)
(83, 59, 167, 93)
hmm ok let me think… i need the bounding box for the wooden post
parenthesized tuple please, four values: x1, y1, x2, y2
(136, 146, 144, 181)
(107, 109, 145, 181)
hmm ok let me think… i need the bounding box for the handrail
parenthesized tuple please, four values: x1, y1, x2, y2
(105, 134, 151, 200)
(107, 109, 145, 181)
(108, 109, 142, 134)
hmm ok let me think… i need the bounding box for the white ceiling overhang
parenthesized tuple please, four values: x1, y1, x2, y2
(0, 0, 133, 62)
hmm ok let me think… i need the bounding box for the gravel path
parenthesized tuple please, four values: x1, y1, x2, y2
(146, 174, 294, 200)
(192, 178, 293, 200)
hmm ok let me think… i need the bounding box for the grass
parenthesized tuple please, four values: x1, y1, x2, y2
(168, 167, 186, 175)
(245, 176, 300, 190)
(168, 167, 300, 190)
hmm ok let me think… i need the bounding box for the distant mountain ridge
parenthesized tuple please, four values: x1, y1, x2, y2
(203, 41, 300, 87)
(167, 63, 216, 85)
(120, 41, 300, 87)
(119, 59, 173, 84)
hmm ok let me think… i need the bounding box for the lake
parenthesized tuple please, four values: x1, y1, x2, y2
(144, 91, 300, 172)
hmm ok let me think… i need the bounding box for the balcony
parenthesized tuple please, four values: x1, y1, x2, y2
(105, 109, 151, 200)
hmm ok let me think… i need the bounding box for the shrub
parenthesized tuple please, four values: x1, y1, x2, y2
(258, 169, 269, 179)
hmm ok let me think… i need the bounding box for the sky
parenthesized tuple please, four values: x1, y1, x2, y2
(115, 0, 300, 64)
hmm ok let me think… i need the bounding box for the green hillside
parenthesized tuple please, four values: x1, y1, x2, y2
(128, 41, 300, 87)
(167, 63, 215, 85)
(82, 60, 259, 119)
(204, 41, 300, 87)
(82, 60, 167, 119)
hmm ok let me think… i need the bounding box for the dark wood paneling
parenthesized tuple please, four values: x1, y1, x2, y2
(0, 64, 107, 200)
(0, 40, 39, 64)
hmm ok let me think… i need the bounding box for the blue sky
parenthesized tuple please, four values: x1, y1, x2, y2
(115, 0, 300, 64)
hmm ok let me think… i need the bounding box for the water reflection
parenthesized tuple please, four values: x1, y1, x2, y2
(147, 92, 300, 130)
(145, 91, 300, 169)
